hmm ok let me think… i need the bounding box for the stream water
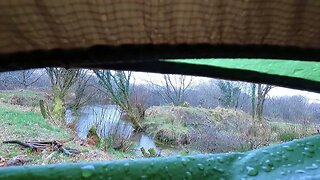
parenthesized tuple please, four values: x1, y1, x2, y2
(65, 105, 159, 156)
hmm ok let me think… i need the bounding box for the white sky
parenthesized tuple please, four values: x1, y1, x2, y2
(133, 72, 320, 103)
(269, 87, 320, 103)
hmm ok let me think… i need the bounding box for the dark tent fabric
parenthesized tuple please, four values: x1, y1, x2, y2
(0, 1, 319, 53)
(0, 0, 319, 91)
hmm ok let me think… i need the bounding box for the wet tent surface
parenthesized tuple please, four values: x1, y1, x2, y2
(165, 59, 320, 83)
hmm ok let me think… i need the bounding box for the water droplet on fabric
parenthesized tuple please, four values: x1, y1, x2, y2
(262, 166, 272, 172)
(124, 163, 130, 172)
(181, 158, 188, 166)
(283, 145, 294, 151)
(246, 166, 258, 176)
(81, 165, 95, 178)
(217, 157, 224, 163)
(186, 171, 192, 178)
(306, 142, 314, 146)
(306, 163, 318, 170)
(303, 152, 314, 158)
(295, 170, 306, 174)
(198, 164, 205, 171)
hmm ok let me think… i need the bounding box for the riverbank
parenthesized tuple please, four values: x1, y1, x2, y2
(143, 106, 319, 153)
(0, 90, 134, 166)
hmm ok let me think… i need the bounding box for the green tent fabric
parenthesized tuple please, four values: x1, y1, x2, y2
(2, 135, 320, 179)
(164, 59, 320, 83)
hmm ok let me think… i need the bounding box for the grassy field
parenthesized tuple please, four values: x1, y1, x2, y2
(0, 90, 134, 166)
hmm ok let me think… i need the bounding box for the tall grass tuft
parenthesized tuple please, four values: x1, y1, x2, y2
(94, 106, 134, 152)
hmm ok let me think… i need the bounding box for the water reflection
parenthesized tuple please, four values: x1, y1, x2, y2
(135, 134, 159, 156)
(74, 105, 127, 138)
(66, 105, 160, 156)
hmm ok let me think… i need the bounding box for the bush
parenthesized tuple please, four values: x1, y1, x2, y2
(190, 126, 242, 153)
(9, 96, 27, 106)
(278, 131, 299, 142)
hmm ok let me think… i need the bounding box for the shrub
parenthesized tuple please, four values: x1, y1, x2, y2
(180, 101, 190, 107)
(140, 147, 159, 158)
(9, 96, 26, 106)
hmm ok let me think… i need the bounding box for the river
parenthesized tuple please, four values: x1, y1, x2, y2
(65, 105, 160, 156)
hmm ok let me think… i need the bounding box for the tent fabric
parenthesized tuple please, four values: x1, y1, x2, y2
(0, 0, 319, 54)
(0, 0, 319, 92)
(165, 59, 320, 83)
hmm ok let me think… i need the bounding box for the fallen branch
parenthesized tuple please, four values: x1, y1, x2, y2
(3, 139, 80, 156)
(0, 156, 32, 167)
(6, 157, 32, 166)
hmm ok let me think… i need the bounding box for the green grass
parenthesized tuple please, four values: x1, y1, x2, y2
(0, 99, 71, 157)
(0, 106, 66, 138)
(269, 121, 314, 133)
(143, 115, 188, 144)
(0, 89, 41, 99)
(0, 89, 43, 107)
(108, 148, 135, 160)
(0, 104, 70, 160)
(0, 102, 116, 164)
(278, 131, 299, 142)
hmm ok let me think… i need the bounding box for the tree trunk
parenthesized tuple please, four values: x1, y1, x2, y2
(52, 85, 65, 123)
(127, 111, 142, 131)
(39, 100, 48, 119)
(251, 84, 256, 120)
(52, 96, 64, 120)
(255, 84, 272, 122)
(256, 84, 263, 121)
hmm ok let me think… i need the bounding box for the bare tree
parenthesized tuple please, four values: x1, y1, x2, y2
(94, 70, 143, 130)
(44, 68, 80, 123)
(0, 72, 12, 89)
(255, 84, 273, 121)
(251, 83, 256, 120)
(248, 83, 274, 121)
(11, 69, 43, 89)
(148, 74, 193, 106)
(70, 69, 94, 114)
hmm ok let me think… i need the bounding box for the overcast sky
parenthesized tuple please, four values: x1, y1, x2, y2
(133, 72, 320, 103)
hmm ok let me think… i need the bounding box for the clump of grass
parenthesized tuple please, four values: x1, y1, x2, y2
(211, 112, 223, 121)
(269, 121, 318, 141)
(235, 143, 252, 152)
(108, 148, 135, 160)
(278, 131, 299, 142)
(143, 115, 188, 145)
